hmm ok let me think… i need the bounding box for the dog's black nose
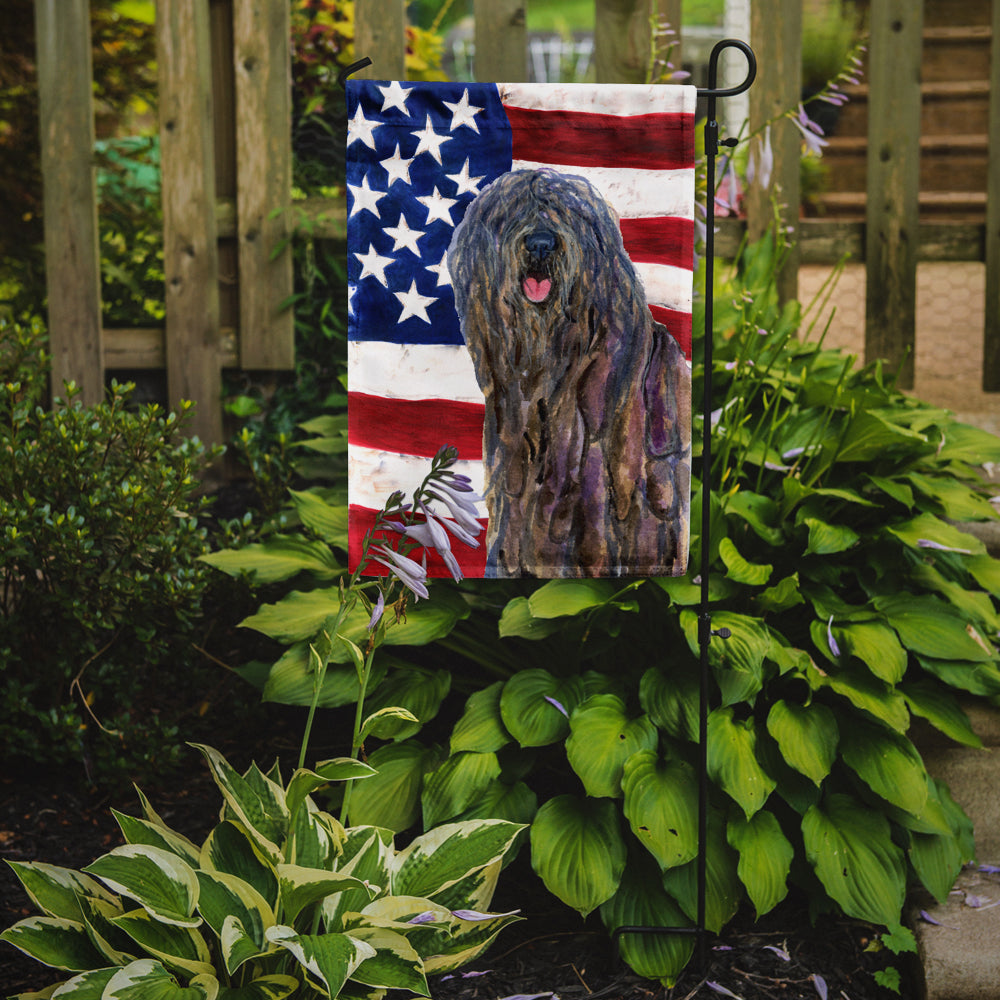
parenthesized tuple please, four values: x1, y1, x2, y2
(524, 230, 556, 262)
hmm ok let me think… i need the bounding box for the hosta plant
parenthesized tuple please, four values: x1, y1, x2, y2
(1, 743, 523, 999)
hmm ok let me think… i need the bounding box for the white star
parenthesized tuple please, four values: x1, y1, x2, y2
(347, 174, 386, 218)
(383, 214, 425, 255)
(347, 104, 379, 149)
(380, 144, 415, 186)
(447, 158, 486, 196)
(443, 89, 484, 133)
(394, 279, 436, 324)
(347, 283, 357, 315)
(354, 245, 394, 287)
(410, 115, 452, 164)
(377, 80, 411, 114)
(426, 251, 453, 288)
(417, 186, 459, 226)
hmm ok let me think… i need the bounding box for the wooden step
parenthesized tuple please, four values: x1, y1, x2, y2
(921, 0, 992, 28)
(922, 25, 993, 83)
(812, 190, 987, 222)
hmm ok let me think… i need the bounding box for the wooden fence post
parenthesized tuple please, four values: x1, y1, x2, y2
(354, 0, 406, 79)
(983, 0, 1000, 391)
(594, 0, 656, 84)
(233, 0, 294, 370)
(157, 0, 223, 445)
(746, 0, 801, 305)
(34, 0, 104, 405)
(474, 0, 527, 81)
(864, 0, 923, 389)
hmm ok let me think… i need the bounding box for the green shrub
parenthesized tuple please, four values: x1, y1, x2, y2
(0, 317, 220, 783)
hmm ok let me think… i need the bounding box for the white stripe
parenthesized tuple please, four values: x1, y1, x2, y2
(499, 82, 697, 117)
(508, 162, 695, 220)
(349, 444, 487, 514)
(348, 341, 484, 402)
(634, 262, 693, 313)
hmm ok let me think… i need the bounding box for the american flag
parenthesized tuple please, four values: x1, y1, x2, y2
(346, 80, 697, 576)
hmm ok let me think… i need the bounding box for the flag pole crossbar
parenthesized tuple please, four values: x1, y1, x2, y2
(339, 39, 758, 974)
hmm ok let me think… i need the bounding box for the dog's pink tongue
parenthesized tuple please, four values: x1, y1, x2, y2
(523, 277, 551, 303)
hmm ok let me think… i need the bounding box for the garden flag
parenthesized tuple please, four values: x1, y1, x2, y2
(347, 81, 695, 578)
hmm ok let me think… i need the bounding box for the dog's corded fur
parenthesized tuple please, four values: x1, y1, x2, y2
(448, 168, 691, 578)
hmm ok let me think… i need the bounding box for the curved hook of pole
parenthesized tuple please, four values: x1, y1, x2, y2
(337, 57, 373, 90)
(697, 39, 756, 98)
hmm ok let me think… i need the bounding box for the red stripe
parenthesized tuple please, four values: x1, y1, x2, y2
(650, 305, 692, 361)
(621, 217, 694, 269)
(348, 393, 484, 460)
(506, 106, 694, 171)
(349, 505, 488, 578)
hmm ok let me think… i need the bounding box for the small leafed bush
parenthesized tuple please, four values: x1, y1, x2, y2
(0, 317, 218, 782)
(1, 743, 524, 998)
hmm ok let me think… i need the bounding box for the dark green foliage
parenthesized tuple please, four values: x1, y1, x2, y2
(0, 317, 220, 783)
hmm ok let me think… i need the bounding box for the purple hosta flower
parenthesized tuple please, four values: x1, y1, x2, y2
(426, 483, 483, 535)
(370, 544, 429, 600)
(451, 908, 521, 921)
(496, 994, 557, 1000)
(544, 695, 569, 718)
(367, 590, 385, 631)
(747, 125, 774, 191)
(707, 982, 742, 999)
(441, 970, 493, 981)
(919, 909, 958, 929)
(827, 615, 842, 658)
(812, 974, 828, 1000)
(917, 538, 973, 555)
(979, 864, 1000, 874)
(763, 944, 791, 962)
(407, 911, 438, 925)
(792, 104, 829, 157)
(715, 156, 742, 216)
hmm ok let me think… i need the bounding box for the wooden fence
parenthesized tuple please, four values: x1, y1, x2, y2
(33, 0, 1000, 445)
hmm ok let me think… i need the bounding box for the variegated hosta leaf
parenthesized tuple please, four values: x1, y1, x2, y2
(727, 810, 793, 917)
(765, 700, 838, 786)
(802, 793, 906, 926)
(214, 974, 299, 1000)
(102, 958, 218, 999)
(621, 751, 699, 871)
(200, 822, 278, 910)
(285, 760, 375, 824)
(565, 695, 658, 799)
(190, 745, 287, 863)
(599, 853, 694, 987)
(43, 966, 118, 997)
(421, 906, 523, 975)
(707, 707, 776, 818)
(391, 820, 524, 901)
(277, 864, 375, 925)
(4, 861, 118, 922)
(195, 871, 274, 974)
(110, 908, 214, 978)
(345, 926, 429, 995)
(112, 810, 202, 868)
(529, 795, 626, 917)
(83, 846, 200, 928)
(450, 681, 511, 754)
(323, 829, 393, 931)
(424, 859, 501, 915)
(0, 916, 107, 971)
(265, 925, 376, 998)
(78, 894, 136, 966)
(420, 751, 502, 829)
(288, 802, 343, 870)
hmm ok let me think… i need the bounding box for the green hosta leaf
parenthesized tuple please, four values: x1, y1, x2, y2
(527, 579, 619, 617)
(200, 822, 278, 910)
(935, 421, 1000, 464)
(347, 740, 442, 832)
(530, 795, 626, 917)
(967, 553, 1000, 597)
(112, 812, 201, 868)
(265, 926, 375, 998)
(5, 862, 118, 922)
(839, 719, 929, 816)
(909, 826, 965, 905)
(765, 700, 838, 786)
(288, 488, 349, 545)
(802, 793, 906, 926)
(718, 537, 772, 585)
(724, 490, 784, 545)
(393, 820, 524, 900)
(707, 708, 776, 819)
(916, 655, 1000, 697)
(566, 695, 658, 798)
(0, 916, 107, 971)
(111, 909, 214, 978)
(497, 597, 564, 639)
(874, 594, 995, 662)
(886, 512, 985, 556)
(499, 670, 584, 747)
(362, 667, 451, 740)
(216, 975, 299, 1000)
(285, 759, 376, 822)
(901, 680, 982, 748)
(866, 474, 914, 509)
(103, 959, 218, 999)
(421, 751, 502, 828)
(450, 682, 511, 754)
(661, 811, 741, 933)
(346, 926, 428, 994)
(835, 410, 927, 463)
(260, 643, 386, 709)
(190, 746, 287, 862)
(195, 871, 273, 974)
(453, 779, 538, 827)
(911, 562, 1000, 633)
(755, 573, 805, 614)
(809, 661, 910, 732)
(906, 472, 998, 521)
(835, 621, 907, 684)
(621, 751, 698, 870)
(277, 865, 374, 925)
(600, 853, 694, 987)
(639, 664, 699, 742)
(727, 811, 793, 917)
(653, 573, 737, 606)
(200, 535, 342, 584)
(803, 517, 859, 556)
(680, 610, 770, 706)
(83, 846, 200, 928)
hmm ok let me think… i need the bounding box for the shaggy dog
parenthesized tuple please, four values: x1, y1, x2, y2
(448, 168, 691, 578)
